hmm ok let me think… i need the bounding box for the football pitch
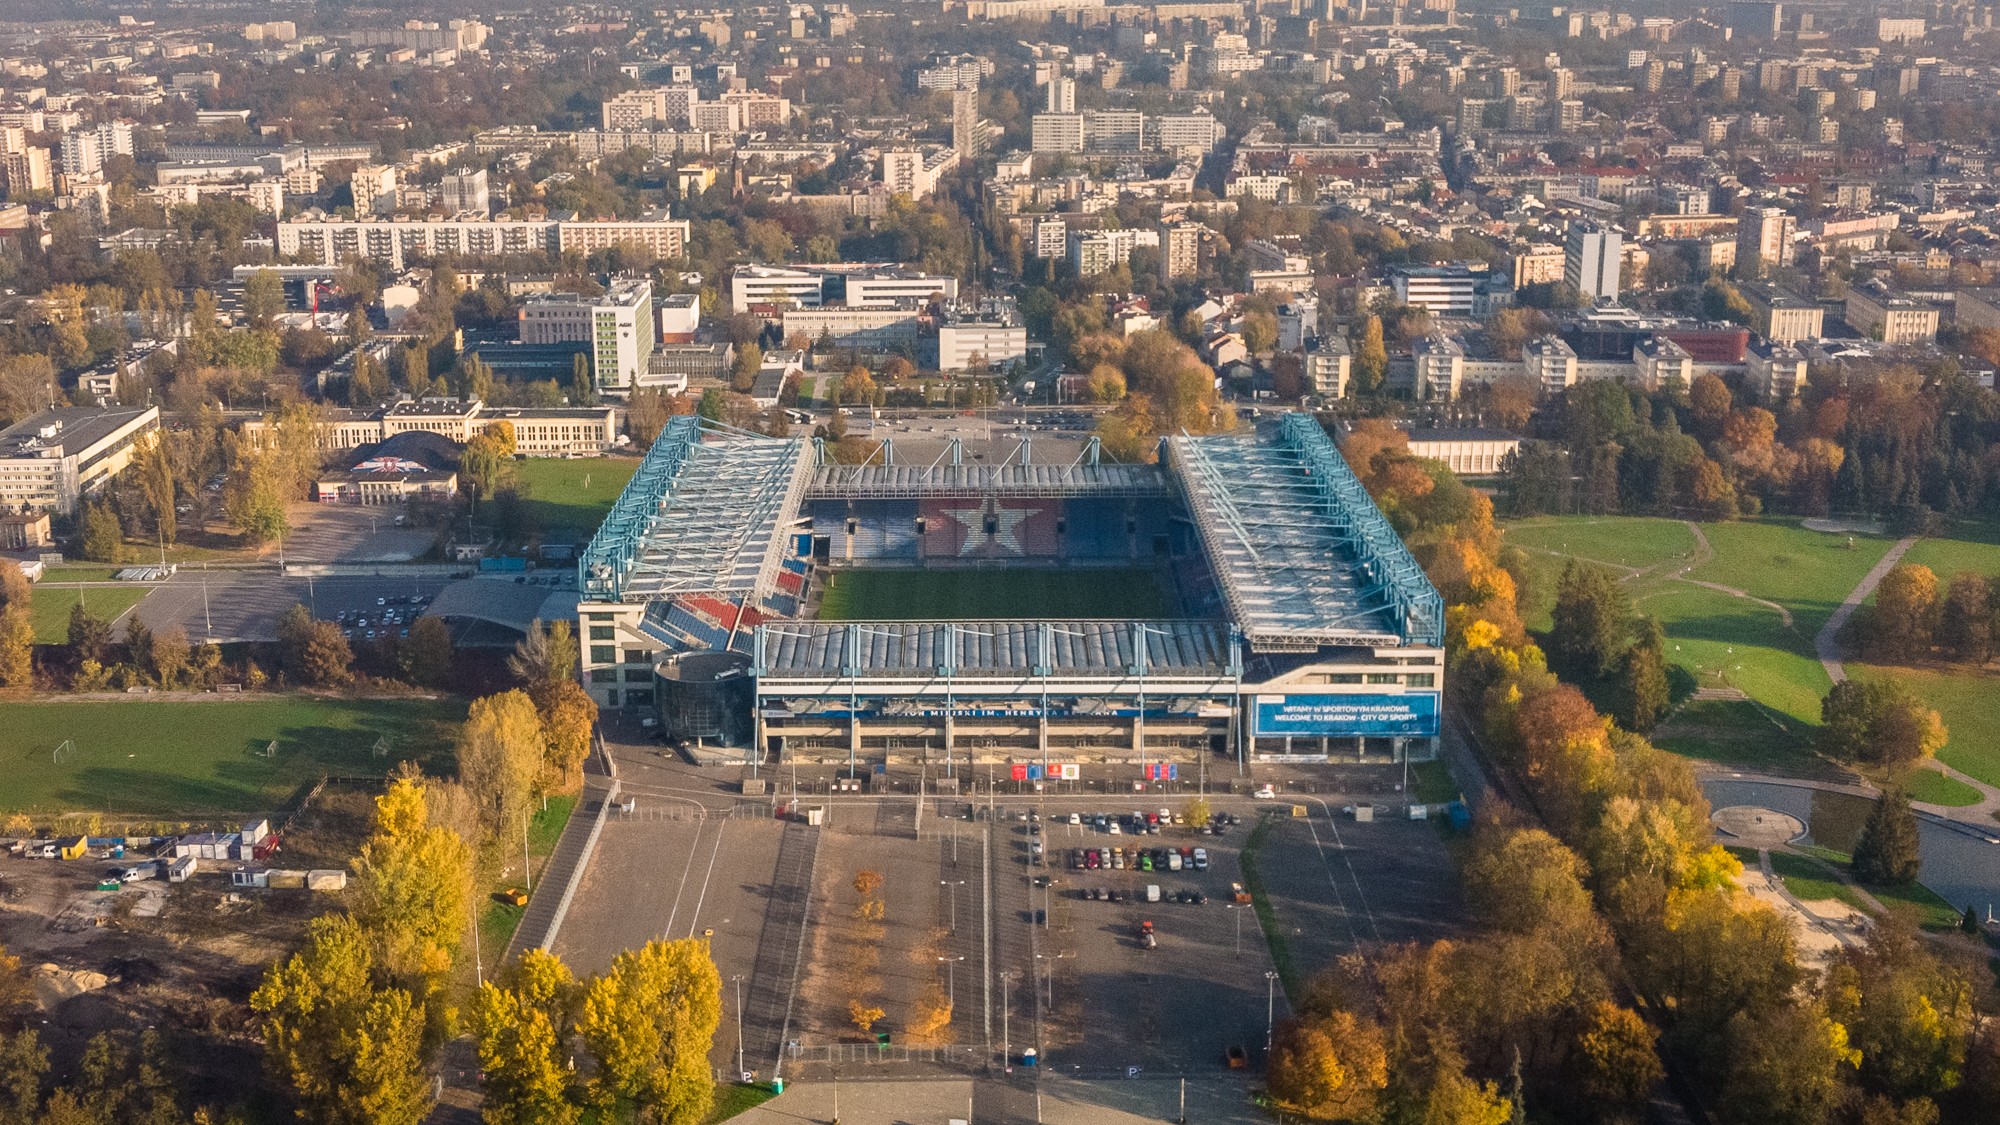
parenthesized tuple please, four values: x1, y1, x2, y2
(815, 566, 1171, 620)
(0, 697, 466, 817)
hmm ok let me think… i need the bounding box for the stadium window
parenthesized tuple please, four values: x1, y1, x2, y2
(984, 513, 998, 534)
(589, 625, 614, 640)
(847, 518, 858, 535)
(1327, 673, 1363, 684)
(590, 669, 617, 683)
(1407, 673, 1435, 687)
(624, 668, 651, 682)
(1365, 673, 1399, 684)
(606, 689, 619, 706)
(915, 517, 927, 535)
(1056, 517, 1066, 534)
(591, 645, 617, 664)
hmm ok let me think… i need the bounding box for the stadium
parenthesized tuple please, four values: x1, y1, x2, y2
(576, 412, 1446, 778)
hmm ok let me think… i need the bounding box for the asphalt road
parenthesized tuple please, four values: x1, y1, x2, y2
(128, 572, 451, 643)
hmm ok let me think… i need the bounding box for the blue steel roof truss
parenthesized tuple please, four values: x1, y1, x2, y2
(1167, 415, 1445, 649)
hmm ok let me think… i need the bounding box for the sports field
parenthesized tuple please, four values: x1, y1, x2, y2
(815, 566, 1171, 620)
(0, 696, 466, 817)
(511, 455, 640, 539)
(29, 585, 154, 644)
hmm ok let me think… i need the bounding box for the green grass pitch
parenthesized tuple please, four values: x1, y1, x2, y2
(815, 567, 1171, 620)
(0, 697, 466, 817)
(511, 456, 641, 538)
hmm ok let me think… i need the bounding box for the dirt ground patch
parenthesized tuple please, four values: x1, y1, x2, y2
(0, 787, 373, 1109)
(795, 831, 952, 1047)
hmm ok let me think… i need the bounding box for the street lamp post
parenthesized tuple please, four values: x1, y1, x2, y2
(941, 879, 964, 933)
(1265, 971, 1279, 1054)
(1000, 971, 1019, 1071)
(731, 974, 745, 1078)
(937, 955, 964, 1010)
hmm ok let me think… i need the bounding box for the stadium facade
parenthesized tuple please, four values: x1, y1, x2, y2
(576, 412, 1445, 775)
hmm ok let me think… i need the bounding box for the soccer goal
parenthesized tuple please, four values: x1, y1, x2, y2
(51, 739, 74, 766)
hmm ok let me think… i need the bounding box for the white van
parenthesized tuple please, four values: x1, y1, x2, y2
(1145, 884, 1162, 903)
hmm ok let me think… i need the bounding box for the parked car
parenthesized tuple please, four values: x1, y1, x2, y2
(1192, 847, 1209, 871)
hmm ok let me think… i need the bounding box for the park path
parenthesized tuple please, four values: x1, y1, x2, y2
(1668, 522, 1796, 628)
(1815, 535, 1918, 685)
(1806, 534, 2000, 822)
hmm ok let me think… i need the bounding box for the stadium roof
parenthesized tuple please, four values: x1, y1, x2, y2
(808, 462, 1170, 499)
(579, 416, 813, 603)
(754, 620, 1235, 680)
(1166, 415, 1445, 651)
(424, 578, 577, 634)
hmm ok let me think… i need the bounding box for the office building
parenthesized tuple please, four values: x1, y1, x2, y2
(937, 302, 1029, 371)
(1742, 283, 1823, 344)
(1563, 221, 1622, 302)
(952, 86, 987, 158)
(1725, 1, 1783, 39)
(1031, 113, 1085, 153)
(0, 405, 161, 514)
(518, 279, 655, 395)
(1390, 264, 1485, 316)
(1844, 289, 1939, 344)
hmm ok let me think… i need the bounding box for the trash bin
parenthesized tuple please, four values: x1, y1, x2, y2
(770, 1077, 783, 1095)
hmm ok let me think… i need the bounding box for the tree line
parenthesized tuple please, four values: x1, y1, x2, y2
(1502, 369, 1999, 532)
(1270, 425, 2000, 1125)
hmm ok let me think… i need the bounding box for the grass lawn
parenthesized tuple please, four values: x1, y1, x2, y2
(1238, 815, 1298, 998)
(1502, 515, 1700, 572)
(474, 792, 580, 971)
(512, 456, 641, 539)
(41, 566, 124, 583)
(706, 1084, 779, 1123)
(1896, 518, 2000, 582)
(1683, 518, 1893, 639)
(1850, 663, 2000, 789)
(1653, 697, 1828, 774)
(816, 566, 1170, 620)
(1409, 759, 1461, 805)
(28, 586, 153, 644)
(1868, 878, 1965, 933)
(1768, 849, 1871, 913)
(1898, 767, 1985, 807)
(1635, 584, 1829, 725)
(0, 696, 466, 818)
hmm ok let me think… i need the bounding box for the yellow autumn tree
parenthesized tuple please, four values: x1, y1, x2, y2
(459, 690, 547, 839)
(576, 939, 722, 1125)
(351, 774, 475, 982)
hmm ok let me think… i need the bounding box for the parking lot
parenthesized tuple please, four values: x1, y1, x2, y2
(129, 573, 451, 644)
(560, 746, 1464, 1083)
(282, 503, 437, 565)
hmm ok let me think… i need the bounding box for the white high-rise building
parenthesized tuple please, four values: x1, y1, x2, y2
(441, 168, 490, 215)
(1031, 113, 1085, 153)
(59, 131, 102, 177)
(349, 164, 397, 216)
(517, 278, 655, 396)
(1563, 220, 1622, 302)
(1044, 76, 1076, 113)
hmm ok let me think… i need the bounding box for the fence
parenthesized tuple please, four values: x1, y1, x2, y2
(785, 1043, 986, 1067)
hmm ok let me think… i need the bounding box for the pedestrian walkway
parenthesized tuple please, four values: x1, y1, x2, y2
(504, 759, 619, 962)
(1814, 535, 1917, 684)
(1807, 535, 2000, 822)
